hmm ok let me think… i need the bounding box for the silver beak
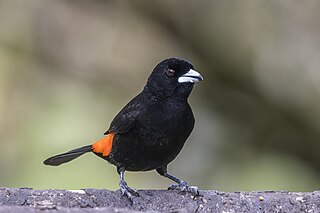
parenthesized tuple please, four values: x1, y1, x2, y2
(178, 69, 203, 83)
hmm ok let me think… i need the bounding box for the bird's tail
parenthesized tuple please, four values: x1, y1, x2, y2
(43, 133, 115, 166)
(43, 145, 92, 166)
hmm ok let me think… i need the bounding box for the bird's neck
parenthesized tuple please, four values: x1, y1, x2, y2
(142, 85, 171, 101)
(142, 84, 192, 101)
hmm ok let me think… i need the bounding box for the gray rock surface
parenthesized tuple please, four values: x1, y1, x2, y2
(1, 188, 320, 212)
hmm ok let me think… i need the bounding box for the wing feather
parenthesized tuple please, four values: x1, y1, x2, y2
(105, 94, 144, 135)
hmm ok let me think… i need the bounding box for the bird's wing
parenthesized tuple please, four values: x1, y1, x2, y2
(105, 95, 144, 135)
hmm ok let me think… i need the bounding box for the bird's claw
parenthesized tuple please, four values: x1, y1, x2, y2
(120, 180, 139, 203)
(168, 181, 199, 196)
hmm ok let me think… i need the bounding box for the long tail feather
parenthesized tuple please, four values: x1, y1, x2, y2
(43, 145, 92, 166)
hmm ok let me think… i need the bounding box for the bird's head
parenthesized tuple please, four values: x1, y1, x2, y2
(145, 58, 203, 99)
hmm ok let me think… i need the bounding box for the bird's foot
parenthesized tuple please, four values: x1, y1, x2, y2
(168, 181, 199, 196)
(119, 180, 139, 203)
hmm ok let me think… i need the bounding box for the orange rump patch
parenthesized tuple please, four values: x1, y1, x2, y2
(92, 133, 114, 156)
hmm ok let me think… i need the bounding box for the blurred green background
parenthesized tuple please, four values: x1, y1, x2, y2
(1, 0, 320, 192)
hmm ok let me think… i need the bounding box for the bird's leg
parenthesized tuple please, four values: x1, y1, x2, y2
(156, 166, 199, 196)
(118, 167, 139, 202)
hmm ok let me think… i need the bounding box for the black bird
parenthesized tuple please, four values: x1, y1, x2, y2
(44, 58, 203, 200)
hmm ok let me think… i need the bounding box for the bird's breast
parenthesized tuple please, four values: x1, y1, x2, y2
(139, 99, 194, 147)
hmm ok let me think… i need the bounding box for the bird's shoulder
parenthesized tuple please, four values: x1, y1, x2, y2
(105, 92, 152, 134)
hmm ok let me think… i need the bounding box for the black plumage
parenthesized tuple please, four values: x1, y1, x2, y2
(44, 58, 203, 200)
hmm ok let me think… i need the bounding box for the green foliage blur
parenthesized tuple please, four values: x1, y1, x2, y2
(1, 0, 320, 192)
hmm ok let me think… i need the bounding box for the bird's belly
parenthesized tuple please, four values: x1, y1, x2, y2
(109, 118, 193, 171)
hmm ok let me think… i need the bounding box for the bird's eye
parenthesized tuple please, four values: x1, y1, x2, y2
(165, 69, 175, 77)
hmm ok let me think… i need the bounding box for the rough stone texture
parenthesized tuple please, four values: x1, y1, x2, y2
(1, 188, 320, 212)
